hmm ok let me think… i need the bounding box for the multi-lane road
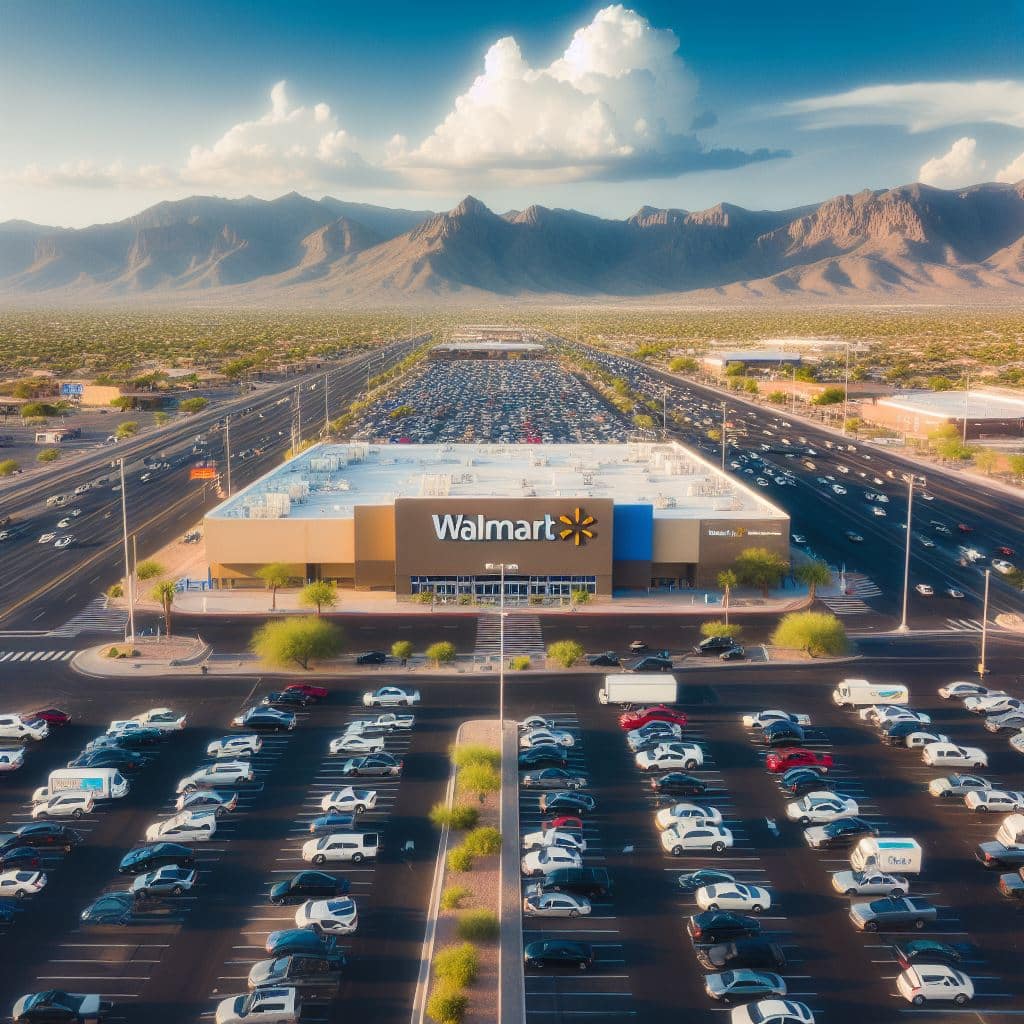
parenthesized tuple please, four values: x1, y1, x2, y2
(0, 337, 423, 632)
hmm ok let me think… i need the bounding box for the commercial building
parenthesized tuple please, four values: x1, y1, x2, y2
(702, 350, 803, 373)
(203, 440, 789, 598)
(429, 341, 545, 361)
(860, 390, 1024, 439)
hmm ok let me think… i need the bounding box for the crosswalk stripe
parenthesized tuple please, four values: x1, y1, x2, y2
(9, 652, 25, 662)
(61, 651, 74, 661)
(0, 653, 11, 662)
(0, 650, 79, 663)
(47, 595, 128, 638)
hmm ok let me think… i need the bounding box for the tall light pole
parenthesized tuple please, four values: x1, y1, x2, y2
(841, 343, 851, 436)
(720, 401, 727, 471)
(979, 568, 991, 679)
(224, 415, 232, 497)
(323, 372, 330, 434)
(485, 562, 519, 747)
(118, 458, 135, 643)
(897, 472, 923, 633)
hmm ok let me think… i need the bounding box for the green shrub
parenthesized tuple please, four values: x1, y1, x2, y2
(447, 844, 474, 872)
(416, 590, 436, 604)
(771, 611, 848, 657)
(440, 885, 470, 911)
(450, 744, 500, 770)
(699, 620, 742, 639)
(456, 909, 500, 941)
(458, 762, 501, 802)
(433, 942, 479, 988)
(570, 588, 591, 605)
(547, 639, 584, 668)
(457, 593, 473, 605)
(510, 655, 531, 671)
(427, 984, 468, 1024)
(391, 640, 414, 661)
(36, 447, 60, 463)
(0, 459, 18, 476)
(106, 583, 124, 598)
(429, 803, 480, 830)
(135, 559, 165, 581)
(107, 646, 121, 659)
(464, 826, 501, 857)
(426, 640, 456, 665)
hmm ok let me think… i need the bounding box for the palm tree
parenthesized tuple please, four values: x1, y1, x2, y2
(150, 580, 176, 638)
(256, 562, 294, 611)
(794, 560, 832, 601)
(716, 569, 738, 625)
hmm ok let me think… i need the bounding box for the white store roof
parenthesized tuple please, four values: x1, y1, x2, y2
(878, 390, 1024, 420)
(703, 350, 803, 364)
(208, 441, 787, 523)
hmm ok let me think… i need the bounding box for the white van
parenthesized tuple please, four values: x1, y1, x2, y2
(302, 832, 380, 865)
(42, 767, 129, 801)
(0, 715, 49, 742)
(832, 679, 909, 708)
(32, 792, 95, 819)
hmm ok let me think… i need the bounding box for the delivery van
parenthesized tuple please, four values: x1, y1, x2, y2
(42, 768, 129, 801)
(850, 837, 923, 874)
(832, 679, 909, 708)
(598, 675, 678, 705)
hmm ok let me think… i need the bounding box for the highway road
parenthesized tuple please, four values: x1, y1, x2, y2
(560, 340, 1024, 627)
(0, 337, 423, 632)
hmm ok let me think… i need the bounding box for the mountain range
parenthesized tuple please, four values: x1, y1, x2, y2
(3, 181, 1024, 303)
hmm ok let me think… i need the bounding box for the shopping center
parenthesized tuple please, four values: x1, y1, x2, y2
(202, 441, 789, 600)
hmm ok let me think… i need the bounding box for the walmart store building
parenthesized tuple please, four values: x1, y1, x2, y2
(203, 441, 789, 598)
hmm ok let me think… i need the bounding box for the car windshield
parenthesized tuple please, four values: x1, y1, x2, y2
(327, 899, 354, 914)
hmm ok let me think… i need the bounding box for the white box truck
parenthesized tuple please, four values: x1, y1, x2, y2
(598, 675, 678, 705)
(41, 768, 129, 801)
(832, 679, 909, 708)
(849, 837, 923, 874)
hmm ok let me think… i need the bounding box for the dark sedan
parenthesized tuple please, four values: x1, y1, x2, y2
(688, 910, 761, 944)
(81, 891, 134, 926)
(270, 871, 350, 906)
(696, 939, 786, 972)
(12, 991, 113, 1023)
(232, 708, 296, 732)
(266, 928, 338, 957)
(68, 749, 148, 770)
(588, 652, 620, 667)
(308, 813, 355, 835)
(0, 847, 41, 870)
(518, 745, 568, 770)
(523, 939, 594, 970)
(805, 817, 879, 849)
(539, 791, 596, 814)
(761, 721, 806, 748)
(893, 940, 963, 968)
(87, 729, 163, 751)
(522, 767, 590, 790)
(260, 691, 310, 709)
(0, 824, 82, 853)
(630, 656, 673, 672)
(118, 843, 196, 876)
(779, 769, 835, 798)
(677, 869, 736, 893)
(355, 651, 388, 665)
(652, 773, 707, 797)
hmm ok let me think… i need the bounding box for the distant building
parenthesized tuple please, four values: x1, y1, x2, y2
(860, 390, 1024, 439)
(702, 350, 803, 373)
(430, 341, 545, 361)
(34, 427, 81, 445)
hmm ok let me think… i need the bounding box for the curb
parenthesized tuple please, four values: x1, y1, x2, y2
(499, 719, 525, 1024)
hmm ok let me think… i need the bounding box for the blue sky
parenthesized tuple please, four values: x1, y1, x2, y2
(3, 0, 1024, 226)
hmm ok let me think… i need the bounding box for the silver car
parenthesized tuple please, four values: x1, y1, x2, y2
(522, 891, 592, 917)
(705, 969, 787, 1002)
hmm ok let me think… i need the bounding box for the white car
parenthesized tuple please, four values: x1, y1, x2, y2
(519, 715, 555, 732)
(730, 1001, 815, 1024)
(741, 710, 811, 730)
(785, 793, 858, 825)
(928, 774, 992, 798)
(1010, 732, 1024, 756)
(964, 789, 1024, 812)
(215, 988, 300, 1024)
(831, 870, 909, 897)
(320, 787, 377, 814)
(897, 730, 950, 749)
(655, 803, 723, 830)
(938, 681, 989, 700)
(696, 882, 771, 913)
(832, 484, 847, 495)
(626, 723, 682, 750)
(176, 761, 254, 792)
(207, 735, 262, 758)
(966, 694, 1023, 716)
(54, 536, 73, 549)
(921, 742, 988, 768)
(295, 896, 358, 935)
(344, 712, 415, 734)
(0, 750, 25, 772)
(521, 847, 582, 877)
(0, 870, 46, 897)
(992, 559, 1015, 575)
(135, 707, 187, 730)
(522, 829, 586, 853)
(330, 733, 385, 755)
(57, 518, 72, 529)
(131, 865, 198, 897)
(520, 727, 575, 749)
(861, 706, 929, 726)
(872, 507, 887, 518)
(897, 964, 974, 1006)
(635, 743, 703, 771)
(37, 533, 56, 545)
(31, 793, 94, 819)
(145, 810, 217, 843)
(362, 686, 420, 708)
(660, 824, 733, 856)
(914, 583, 933, 595)
(523, 891, 592, 917)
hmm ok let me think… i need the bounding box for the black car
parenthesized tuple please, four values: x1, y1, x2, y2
(893, 939, 964, 969)
(270, 871, 350, 906)
(89, 729, 163, 750)
(12, 990, 114, 1023)
(761, 721, 805, 748)
(518, 745, 569, 770)
(68, 749, 147, 770)
(0, 824, 82, 853)
(356, 651, 388, 665)
(688, 910, 761, 944)
(251, 951, 347, 992)
(260, 691, 310, 709)
(652, 773, 707, 797)
(845, 530, 864, 543)
(630, 656, 673, 673)
(720, 645, 746, 661)
(118, 843, 196, 875)
(779, 769, 834, 798)
(534, 867, 612, 898)
(693, 635, 736, 656)
(308, 813, 355, 835)
(588, 652, 620, 667)
(539, 791, 597, 815)
(0, 847, 41, 870)
(81, 891, 134, 926)
(677, 869, 736, 893)
(696, 939, 787, 971)
(521, 767, 589, 790)
(810, 817, 878, 849)
(266, 928, 338, 957)
(233, 708, 296, 732)
(524, 939, 593, 970)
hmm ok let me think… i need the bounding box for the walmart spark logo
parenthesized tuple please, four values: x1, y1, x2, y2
(558, 507, 597, 546)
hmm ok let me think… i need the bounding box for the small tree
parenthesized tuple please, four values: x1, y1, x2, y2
(700, 620, 742, 640)
(733, 547, 789, 598)
(716, 569, 738, 624)
(154, 411, 170, 426)
(844, 417, 862, 434)
(115, 421, 139, 439)
(178, 396, 209, 414)
(299, 580, 338, 615)
(768, 390, 787, 405)
(391, 639, 414, 663)
(1009, 454, 1024, 482)
(135, 559, 165, 581)
(257, 563, 295, 611)
(547, 639, 584, 668)
(457, 909, 500, 941)
(150, 579, 176, 637)
(771, 611, 848, 657)
(426, 640, 456, 666)
(570, 588, 591, 606)
(973, 449, 998, 476)
(451, 745, 500, 770)
(813, 386, 845, 406)
(0, 459, 18, 476)
(794, 560, 831, 600)
(250, 617, 343, 669)
(110, 396, 135, 411)
(36, 448, 60, 463)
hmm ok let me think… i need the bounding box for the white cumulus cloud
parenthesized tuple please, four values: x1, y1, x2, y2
(780, 79, 1024, 133)
(917, 137, 986, 188)
(393, 4, 783, 183)
(996, 150, 1024, 183)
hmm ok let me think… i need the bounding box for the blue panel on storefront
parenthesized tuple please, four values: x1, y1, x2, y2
(613, 504, 653, 560)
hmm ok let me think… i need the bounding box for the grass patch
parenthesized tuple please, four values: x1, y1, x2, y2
(456, 909, 500, 942)
(432, 942, 479, 988)
(447, 844, 474, 873)
(440, 885, 470, 911)
(463, 826, 501, 857)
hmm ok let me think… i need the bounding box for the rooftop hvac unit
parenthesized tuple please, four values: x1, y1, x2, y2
(309, 456, 341, 473)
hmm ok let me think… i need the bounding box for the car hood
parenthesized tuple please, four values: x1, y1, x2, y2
(248, 959, 282, 986)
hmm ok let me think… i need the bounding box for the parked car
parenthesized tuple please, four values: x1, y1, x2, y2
(927, 774, 991, 799)
(80, 891, 134, 926)
(694, 636, 737, 656)
(651, 772, 706, 796)
(804, 818, 878, 849)
(214, 988, 300, 1024)
(695, 939, 787, 972)
(523, 939, 593, 970)
(270, 871, 350, 906)
(704, 970, 787, 1004)
(118, 843, 196, 875)
(131, 866, 198, 899)
(231, 708, 296, 732)
(340, 754, 402, 777)
(521, 767, 589, 790)
(12, 991, 114, 1023)
(896, 965, 973, 1006)
(355, 652, 388, 666)
(246, 951, 347, 993)
(729, 1001, 815, 1024)
(849, 896, 937, 932)
(319, 788, 377, 814)
(362, 686, 420, 707)
(523, 891, 592, 917)
(678, 868, 736, 893)
(831, 870, 909, 897)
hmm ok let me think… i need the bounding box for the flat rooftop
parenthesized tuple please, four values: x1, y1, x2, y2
(703, 350, 802, 364)
(878, 390, 1024, 419)
(431, 341, 544, 352)
(208, 441, 786, 523)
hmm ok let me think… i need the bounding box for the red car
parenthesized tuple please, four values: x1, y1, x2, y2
(283, 683, 328, 701)
(619, 706, 688, 731)
(27, 708, 70, 726)
(997, 545, 1016, 558)
(541, 815, 583, 833)
(957, 523, 974, 534)
(765, 749, 834, 773)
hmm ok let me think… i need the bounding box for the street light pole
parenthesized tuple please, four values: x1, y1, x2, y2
(323, 372, 330, 434)
(897, 472, 919, 633)
(841, 343, 850, 436)
(225, 414, 232, 497)
(979, 568, 991, 679)
(485, 562, 519, 751)
(720, 401, 727, 471)
(118, 457, 135, 643)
